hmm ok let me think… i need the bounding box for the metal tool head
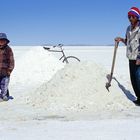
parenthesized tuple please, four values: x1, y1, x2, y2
(106, 74, 111, 80)
(105, 74, 112, 92)
(105, 82, 111, 92)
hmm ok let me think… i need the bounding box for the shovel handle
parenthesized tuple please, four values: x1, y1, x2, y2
(110, 41, 119, 76)
(108, 41, 119, 85)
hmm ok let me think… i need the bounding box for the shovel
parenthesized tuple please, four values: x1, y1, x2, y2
(105, 41, 119, 91)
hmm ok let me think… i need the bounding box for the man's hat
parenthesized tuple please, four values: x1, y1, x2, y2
(0, 33, 10, 43)
(128, 7, 140, 19)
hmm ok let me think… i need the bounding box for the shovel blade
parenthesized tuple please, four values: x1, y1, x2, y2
(105, 82, 111, 92)
(105, 74, 112, 92)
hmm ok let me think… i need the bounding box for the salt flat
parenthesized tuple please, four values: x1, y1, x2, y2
(0, 46, 140, 140)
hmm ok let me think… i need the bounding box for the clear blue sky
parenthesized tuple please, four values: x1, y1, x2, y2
(0, 0, 140, 45)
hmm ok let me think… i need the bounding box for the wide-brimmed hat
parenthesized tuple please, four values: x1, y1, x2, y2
(0, 33, 10, 43)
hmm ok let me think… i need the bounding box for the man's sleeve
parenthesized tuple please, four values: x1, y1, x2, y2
(136, 29, 140, 60)
(124, 27, 129, 46)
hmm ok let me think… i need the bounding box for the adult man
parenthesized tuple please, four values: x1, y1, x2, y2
(115, 7, 140, 105)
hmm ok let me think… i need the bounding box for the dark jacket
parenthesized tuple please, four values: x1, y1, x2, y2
(0, 45, 15, 76)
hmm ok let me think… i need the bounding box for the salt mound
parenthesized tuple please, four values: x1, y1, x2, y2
(26, 62, 135, 118)
(10, 47, 64, 95)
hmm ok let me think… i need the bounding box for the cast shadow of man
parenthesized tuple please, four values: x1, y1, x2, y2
(112, 77, 136, 102)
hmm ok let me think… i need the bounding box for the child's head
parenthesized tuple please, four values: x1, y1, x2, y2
(0, 33, 10, 46)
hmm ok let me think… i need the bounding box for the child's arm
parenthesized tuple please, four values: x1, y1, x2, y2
(7, 47, 15, 75)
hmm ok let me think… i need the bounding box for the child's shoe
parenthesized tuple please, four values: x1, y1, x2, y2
(2, 96, 9, 101)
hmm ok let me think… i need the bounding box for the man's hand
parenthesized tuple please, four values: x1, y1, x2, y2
(136, 59, 140, 65)
(115, 37, 125, 44)
(115, 37, 122, 42)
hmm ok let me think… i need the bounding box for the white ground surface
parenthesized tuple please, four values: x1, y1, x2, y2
(0, 46, 140, 140)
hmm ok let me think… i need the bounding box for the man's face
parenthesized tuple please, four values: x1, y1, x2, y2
(0, 39, 7, 46)
(128, 15, 139, 25)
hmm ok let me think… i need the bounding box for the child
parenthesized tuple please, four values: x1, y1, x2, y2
(0, 33, 15, 101)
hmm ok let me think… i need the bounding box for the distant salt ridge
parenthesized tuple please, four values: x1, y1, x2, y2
(11, 47, 65, 95)
(26, 62, 134, 118)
